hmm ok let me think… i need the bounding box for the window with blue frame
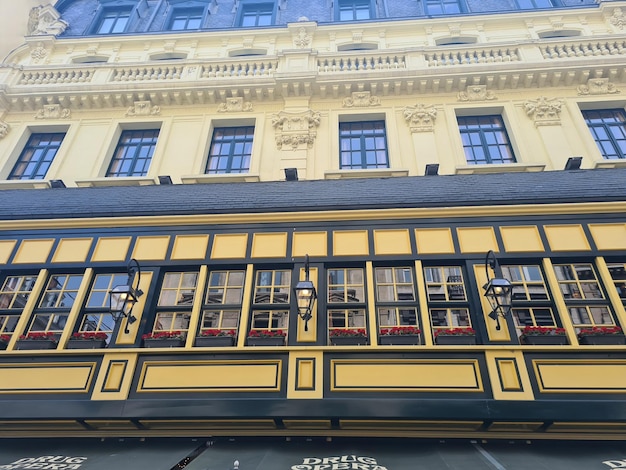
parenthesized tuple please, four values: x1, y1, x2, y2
(107, 129, 159, 177)
(169, 7, 204, 30)
(238, 2, 274, 27)
(339, 121, 389, 170)
(93, 7, 132, 34)
(515, 0, 558, 9)
(457, 115, 516, 165)
(9, 133, 65, 180)
(582, 109, 626, 160)
(206, 126, 254, 174)
(337, 0, 372, 21)
(425, 0, 465, 15)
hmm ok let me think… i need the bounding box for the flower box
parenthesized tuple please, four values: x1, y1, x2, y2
(66, 339, 108, 349)
(331, 336, 368, 346)
(379, 334, 420, 345)
(15, 339, 58, 350)
(435, 335, 477, 345)
(142, 331, 185, 348)
(143, 338, 185, 348)
(579, 335, 626, 345)
(521, 335, 568, 345)
(434, 328, 476, 345)
(247, 336, 285, 347)
(0, 335, 9, 350)
(195, 336, 235, 347)
(519, 326, 567, 345)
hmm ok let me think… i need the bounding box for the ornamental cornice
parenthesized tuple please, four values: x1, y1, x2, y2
(0, 121, 10, 139)
(271, 109, 321, 150)
(402, 104, 437, 133)
(523, 96, 564, 126)
(577, 77, 621, 95)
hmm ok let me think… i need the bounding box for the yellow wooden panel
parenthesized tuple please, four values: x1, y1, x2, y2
(132, 236, 170, 261)
(500, 226, 544, 253)
(211, 234, 249, 259)
(333, 230, 369, 256)
(91, 353, 138, 401)
(91, 237, 132, 262)
(589, 223, 626, 251)
(0, 240, 17, 264)
(457, 227, 498, 253)
(138, 360, 281, 392)
(331, 359, 482, 392)
(496, 359, 521, 391)
(415, 228, 455, 254)
(288, 351, 323, 399)
(373, 229, 412, 255)
(251, 233, 288, 258)
(292, 231, 327, 257)
(533, 360, 626, 393)
(296, 358, 315, 390)
(544, 225, 591, 252)
(13, 239, 55, 264)
(51, 238, 93, 263)
(0, 363, 95, 393)
(102, 361, 127, 392)
(171, 235, 209, 260)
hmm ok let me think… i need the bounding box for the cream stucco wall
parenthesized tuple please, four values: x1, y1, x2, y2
(0, 1, 625, 187)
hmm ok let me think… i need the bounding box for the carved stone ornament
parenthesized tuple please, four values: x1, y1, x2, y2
(218, 97, 253, 112)
(402, 104, 438, 133)
(577, 78, 620, 95)
(35, 104, 71, 120)
(342, 91, 381, 108)
(611, 7, 625, 30)
(523, 97, 563, 126)
(0, 121, 10, 139)
(126, 101, 161, 117)
(293, 27, 312, 49)
(27, 5, 68, 36)
(458, 85, 497, 102)
(271, 109, 321, 150)
(30, 43, 49, 63)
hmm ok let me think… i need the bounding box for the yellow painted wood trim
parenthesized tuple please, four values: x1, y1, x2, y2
(296, 267, 317, 343)
(595, 257, 626, 331)
(415, 260, 433, 346)
(1, 202, 625, 230)
(91, 353, 139, 401)
(484, 351, 535, 401)
(114, 272, 153, 345)
(6, 269, 48, 351)
(236, 264, 255, 348)
(184, 265, 207, 349)
(473, 264, 510, 342)
(542, 258, 578, 345)
(58, 268, 94, 349)
(366, 261, 377, 346)
(287, 351, 323, 399)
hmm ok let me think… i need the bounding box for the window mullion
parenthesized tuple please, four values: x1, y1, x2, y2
(365, 261, 377, 345)
(184, 265, 208, 348)
(595, 257, 626, 331)
(541, 258, 579, 345)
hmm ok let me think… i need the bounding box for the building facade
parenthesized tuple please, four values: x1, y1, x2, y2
(0, 0, 626, 468)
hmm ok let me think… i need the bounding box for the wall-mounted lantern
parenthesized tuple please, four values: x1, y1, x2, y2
(109, 259, 143, 334)
(293, 254, 317, 331)
(483, 250, 513, 331)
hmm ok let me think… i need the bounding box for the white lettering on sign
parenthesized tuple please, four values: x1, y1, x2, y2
(0, 456, 87, 470)
(603, 460, 626, 469)
(291, 455, 388, 470)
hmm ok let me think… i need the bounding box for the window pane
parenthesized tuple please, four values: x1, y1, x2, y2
(9, 133, 65, 180)
(107, 130, 159, 177)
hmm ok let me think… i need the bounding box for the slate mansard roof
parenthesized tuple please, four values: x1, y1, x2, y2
(0, 168, 624, 221)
